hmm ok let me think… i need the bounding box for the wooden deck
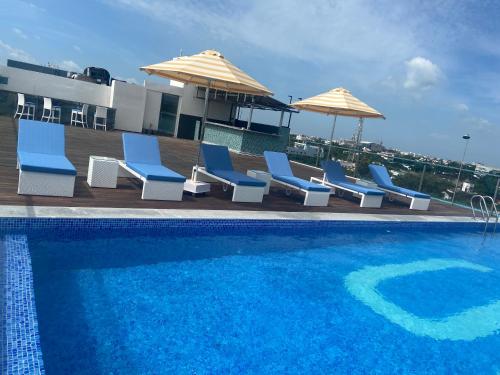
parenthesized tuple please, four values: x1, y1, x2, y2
(0, 116, 469, 216)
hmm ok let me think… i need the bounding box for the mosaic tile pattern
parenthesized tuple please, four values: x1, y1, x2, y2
(0, 217, 486, 374)
(1, 235, 44, 375)
(203, 123, 290, 154)
(0, 217, 485, 236)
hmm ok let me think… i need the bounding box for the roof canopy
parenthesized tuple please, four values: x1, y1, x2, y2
(141, 50, 273, 96)
(194, 87, 296, 113)
(292, 87, 384, 119)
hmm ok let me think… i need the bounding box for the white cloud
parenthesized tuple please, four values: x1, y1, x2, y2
(109, 0, 420, 66)
(73, 45, 82, 52)
(404, 57, 441, 91)
(58, 60, 82, 72)
(0, 40, 36, 63)
(12, 27, 28, 39)
(453, 103, 469, 112)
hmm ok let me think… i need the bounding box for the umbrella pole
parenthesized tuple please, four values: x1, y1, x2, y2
(354, 117, 364, 176)
(194, 81, 211, 181)
(326, 114, 338, 161)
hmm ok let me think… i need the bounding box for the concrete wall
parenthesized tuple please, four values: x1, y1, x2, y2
(143, 90, 162, 131)
(110, 80, 146, 132)
(142, 80, 183, 132)
(0, 66, 111, 107)
(180, 84, 232, 121)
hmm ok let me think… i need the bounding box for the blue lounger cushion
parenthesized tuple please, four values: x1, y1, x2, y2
(201, 143, 234, 172)
(263, 151, 294, 177)
(274, 175, 330, 192)
(264, 151, 330, 192)
(122, 133, 186, 182)
(201, 143, 265, 187)
(322, 161, 384, 196)
(381, 185, 430, 199)
(18, 152, 77, 176)
(369, 164, 430, 199)
(17, 120, 76, 175)
(208, 169, 266, 187)
(333, 181, 385, 196)
(126, 162, 186, 182)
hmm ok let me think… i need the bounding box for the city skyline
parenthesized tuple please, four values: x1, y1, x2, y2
(0, 0, 498, 166)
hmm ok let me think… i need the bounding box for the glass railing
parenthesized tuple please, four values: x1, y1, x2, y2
(286, 138, 500, 208)
(0, 90, 116, 128)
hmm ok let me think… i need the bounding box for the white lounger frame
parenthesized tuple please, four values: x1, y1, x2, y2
(270, 177, 330, 207)
(193, 166, 265, 203)
(310, 176, 383, 208)
(118, 161, 184, 201)
(18, 169, 75, 197)
(376, 186, 430, 210)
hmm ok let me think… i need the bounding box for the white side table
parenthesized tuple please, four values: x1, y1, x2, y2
(184, 179, 211, 195)
(247, 169, 271, 194)
(87, 156, 118, 188)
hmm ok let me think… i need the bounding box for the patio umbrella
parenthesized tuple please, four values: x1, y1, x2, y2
(140, 49, 273, 176)
(292, 87, 384, 160)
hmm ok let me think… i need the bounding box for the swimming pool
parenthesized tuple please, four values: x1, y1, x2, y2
(2, 220, 499, 374)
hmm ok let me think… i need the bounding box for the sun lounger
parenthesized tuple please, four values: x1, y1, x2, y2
(120, 133, 186, 201)
(310, 160, 385, 208)
(194, 143, 266, 203)
(263, 151, 331, 206)
(368, 164, 431, 210)
(17, 119, 76, 197)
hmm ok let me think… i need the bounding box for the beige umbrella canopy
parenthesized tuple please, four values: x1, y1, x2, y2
(141, 49, 273, 96)
(141, 50, 273, 173)
(292, 87, 384, 160)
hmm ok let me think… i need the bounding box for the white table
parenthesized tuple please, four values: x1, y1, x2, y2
(183, 179, 211, 195)
(87, 156, 119, 188)
(247, 169, 271, 194)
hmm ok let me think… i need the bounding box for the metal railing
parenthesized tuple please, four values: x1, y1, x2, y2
(470, 195, 498, 236)
(286, 138, 500, 208)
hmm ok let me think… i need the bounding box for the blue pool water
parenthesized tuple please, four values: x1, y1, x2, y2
(11, 223, 500, 373)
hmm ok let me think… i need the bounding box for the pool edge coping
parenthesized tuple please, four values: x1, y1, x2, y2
(0, 204, 475, 223)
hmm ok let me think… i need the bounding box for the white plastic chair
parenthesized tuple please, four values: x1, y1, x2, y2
(40, 97, 61, 123)
(14, 93, 36, 120)
(94, 106, 108, 131)
(70, 103, 89, 127)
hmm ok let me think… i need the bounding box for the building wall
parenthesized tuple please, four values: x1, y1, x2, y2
(110, 80, 146, 132)
(143, 80, 183, 133)
(0, 66, 111, 107)
(180, 84, 232, 121)
(143, 89, 162, 131)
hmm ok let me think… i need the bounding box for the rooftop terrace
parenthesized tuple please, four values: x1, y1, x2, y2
(0, 116, 469, 216)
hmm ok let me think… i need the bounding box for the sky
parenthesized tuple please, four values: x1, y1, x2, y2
(0, 0, 499, 167)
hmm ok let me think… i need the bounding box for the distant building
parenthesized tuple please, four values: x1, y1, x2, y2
(475, 163, 498, 176)
(360, 141, 384, 153)
(379, 152, 395, 161)
(461, 181, 475, 193)
(287, 142, 324, 158)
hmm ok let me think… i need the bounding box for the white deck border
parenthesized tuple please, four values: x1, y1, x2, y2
(0, 204, 474, 223)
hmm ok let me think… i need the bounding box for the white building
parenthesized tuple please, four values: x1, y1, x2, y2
(461, 181, 475, 193)
(287, 142, 324, 158)
(475, 163, 498, 176)
(360, 141, 384, 153)
(0, 60, 295, 154)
